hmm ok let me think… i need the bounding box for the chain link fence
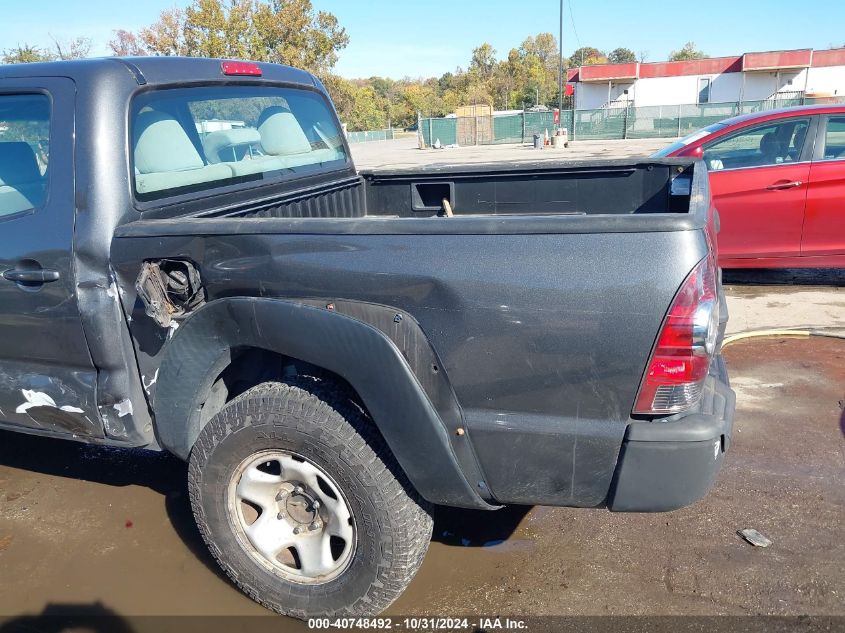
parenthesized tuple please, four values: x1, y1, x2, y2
(345, 128, 395, 143)
(420, 96, 845, 146)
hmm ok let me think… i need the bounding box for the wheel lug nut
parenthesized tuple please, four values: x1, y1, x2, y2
(293, 527, 301, 535)
(294, 486, 304, 495)
(312, 500, 321, 510)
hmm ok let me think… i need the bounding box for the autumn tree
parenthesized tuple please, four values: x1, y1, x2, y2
(51, 36, 92, 60)
(607, 47, 636, 64)
(669, 42, 708, 61)
(569, 46, 606, 66)
(120, 0, 348, 74)
(109, 30, 148, 56)
(138, 8, 187, 56)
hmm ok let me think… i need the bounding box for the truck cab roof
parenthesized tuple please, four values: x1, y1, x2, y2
(0, 56, 322, 92)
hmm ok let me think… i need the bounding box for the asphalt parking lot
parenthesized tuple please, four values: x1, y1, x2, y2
(350, 136, 669, 170)
(0, 139, 842, 624)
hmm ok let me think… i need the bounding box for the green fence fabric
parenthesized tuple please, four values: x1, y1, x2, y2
(420, 96, 845, 146)
(419, 118, 458, 146)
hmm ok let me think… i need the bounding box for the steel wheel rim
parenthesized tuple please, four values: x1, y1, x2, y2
(227, 449, 356, 584)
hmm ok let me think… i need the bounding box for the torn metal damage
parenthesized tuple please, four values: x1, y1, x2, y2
(136, 259, 205, 328)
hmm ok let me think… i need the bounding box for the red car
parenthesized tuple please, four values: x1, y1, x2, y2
(654, 105, 845, 268)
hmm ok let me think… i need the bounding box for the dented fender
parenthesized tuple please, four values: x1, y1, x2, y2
(152, 297, 495, 510)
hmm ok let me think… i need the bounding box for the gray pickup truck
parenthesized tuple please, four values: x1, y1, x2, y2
(0, 57, 735, 618)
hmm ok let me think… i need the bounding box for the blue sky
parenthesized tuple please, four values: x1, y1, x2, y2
(3, 0, 844, 78)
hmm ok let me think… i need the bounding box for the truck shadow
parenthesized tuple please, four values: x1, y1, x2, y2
(0, 602, 134, 633)
(722, 268, 844, 286)
(431, 505, 531, 547)
(0, 429, 227, 584)
(0, 602, 309, 633)
(840, 404, 845, 440)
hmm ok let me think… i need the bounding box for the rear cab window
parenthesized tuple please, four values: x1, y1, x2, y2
(131, 86, 348, 202)
(0, 94, 50, 218)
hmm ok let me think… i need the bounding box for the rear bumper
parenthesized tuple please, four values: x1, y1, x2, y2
(607, 355, 736, 512)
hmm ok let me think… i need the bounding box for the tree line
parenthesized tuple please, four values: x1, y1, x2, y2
(2, 0, 712, 131)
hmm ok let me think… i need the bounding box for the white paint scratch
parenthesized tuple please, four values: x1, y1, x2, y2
(15, 389, 85, 414)
(142, 370, 159, 395)
(113, 399, 133, 417)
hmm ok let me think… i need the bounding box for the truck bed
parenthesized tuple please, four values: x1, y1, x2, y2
(112, 157, 713, 508)
(134, 159, 704, 230)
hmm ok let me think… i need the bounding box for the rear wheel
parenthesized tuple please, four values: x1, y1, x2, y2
(188, 378, 433, 618)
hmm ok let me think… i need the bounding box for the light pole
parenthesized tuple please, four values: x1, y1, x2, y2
(558, 0, 564, 129)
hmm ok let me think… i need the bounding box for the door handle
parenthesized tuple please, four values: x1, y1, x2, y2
(766, 180, 802, 190)
(3, 268, 60, 283)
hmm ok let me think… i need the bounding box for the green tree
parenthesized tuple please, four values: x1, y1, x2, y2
(516, 33, 561, 106)
(520, 33, 558, 66)
(669, 42, 708, 61)
(3, 37, 91, 65)
(470, 43, 497, 80)
(2, 44, 56, 64)
(369, 76, 403, 128)
(607, 47, 636, 64)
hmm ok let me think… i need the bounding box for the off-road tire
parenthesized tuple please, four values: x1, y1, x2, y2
(188, 377, 434, 618)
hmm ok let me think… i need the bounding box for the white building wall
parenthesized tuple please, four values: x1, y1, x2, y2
(710, 72, 744, 102)
(633, 76, 700, 106)
(576, 83, 610, 109)
(805, 66, 845, 95)
(741, 71, 796, 100)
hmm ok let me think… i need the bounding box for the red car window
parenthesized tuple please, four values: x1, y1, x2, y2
(819, 116, 845, 160)
(703, 118, 810, 171)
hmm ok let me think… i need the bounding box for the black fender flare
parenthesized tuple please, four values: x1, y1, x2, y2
(153, 297, 494, 509)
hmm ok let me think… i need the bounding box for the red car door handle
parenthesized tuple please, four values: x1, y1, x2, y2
(766, 180, 802, 190)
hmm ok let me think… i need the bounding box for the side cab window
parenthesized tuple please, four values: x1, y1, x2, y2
(0, 94, 50, 218)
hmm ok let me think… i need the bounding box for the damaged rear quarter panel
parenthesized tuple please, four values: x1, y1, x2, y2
(111, 225, 703, 507)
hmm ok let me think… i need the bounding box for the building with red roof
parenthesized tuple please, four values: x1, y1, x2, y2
(566, 48, 845, 110)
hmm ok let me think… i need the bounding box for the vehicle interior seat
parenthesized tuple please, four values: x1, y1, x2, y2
(0, 142, 47, 217)
(759, 132, 782, 165)
(788, 125, 807, 161)
(224, 105, 341, 177)
(202, 128, 262, 164)
(134, 111, 233, 194)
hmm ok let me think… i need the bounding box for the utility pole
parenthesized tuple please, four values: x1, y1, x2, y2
(558, 0, 564, 128)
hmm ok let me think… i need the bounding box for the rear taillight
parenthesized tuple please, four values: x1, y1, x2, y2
(634, 254, 719, 414)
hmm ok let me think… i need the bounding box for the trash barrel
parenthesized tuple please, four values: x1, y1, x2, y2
(533, 133, 542, 149)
